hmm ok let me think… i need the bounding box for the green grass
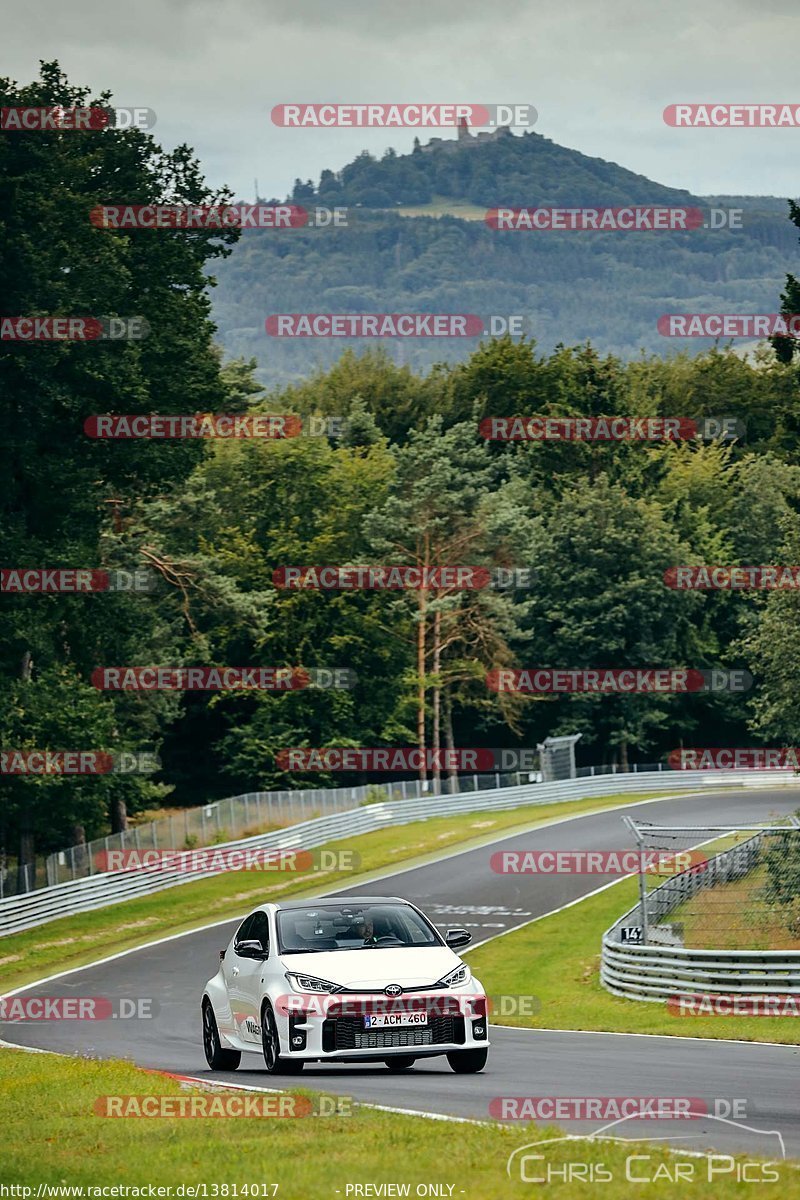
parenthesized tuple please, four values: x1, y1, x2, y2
(0, 791, 673, 993)
(667, 862, 800, 951)
(2, 1047, 796, 1194)
(394, 198, 488, 220)
(467, 875, 800, 1044)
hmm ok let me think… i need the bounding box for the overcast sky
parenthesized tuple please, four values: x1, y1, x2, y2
(5, 0, 800, 201)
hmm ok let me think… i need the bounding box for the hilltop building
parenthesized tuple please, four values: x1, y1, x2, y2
(421, 118, 514, 154)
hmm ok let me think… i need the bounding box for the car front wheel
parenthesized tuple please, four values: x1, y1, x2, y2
(261, 1002, 304, 1074)
(446, 1048, 488, 1073)
(202, 999, 241, 1071)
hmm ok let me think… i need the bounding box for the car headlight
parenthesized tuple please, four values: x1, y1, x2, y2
(435, 964, 471, 988)
(285, 971, 344, 994)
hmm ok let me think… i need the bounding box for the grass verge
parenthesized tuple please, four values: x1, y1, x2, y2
(467, 875, 800, 1044)
(0, 791, 673, 993)
(1, 1047, 796, 1194)
(668, 862, 800, 951)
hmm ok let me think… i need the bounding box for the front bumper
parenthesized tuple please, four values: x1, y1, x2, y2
(278, 990, 489, 1059)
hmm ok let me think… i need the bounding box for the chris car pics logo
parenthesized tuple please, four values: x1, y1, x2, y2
(506, 1113, 785, 1185)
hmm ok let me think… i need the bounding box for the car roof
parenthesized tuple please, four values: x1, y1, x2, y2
(271, 895, 407, 911)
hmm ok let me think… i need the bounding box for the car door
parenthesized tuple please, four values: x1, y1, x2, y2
(235, 910, 271, 1043)
(223, 913, 256, 1043)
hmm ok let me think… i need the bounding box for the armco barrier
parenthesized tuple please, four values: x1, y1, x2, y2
(601, 939, 800, 1002)
(601, 827, 800, 1002)
(2, 769, 799, 936)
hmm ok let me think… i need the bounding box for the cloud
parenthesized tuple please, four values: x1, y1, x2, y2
(5, 0, 800, 198)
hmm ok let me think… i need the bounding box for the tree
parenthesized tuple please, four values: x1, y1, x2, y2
(363, 419, 530, 789)
(0, 61, 238, 876)
(516, 475, 706, 766)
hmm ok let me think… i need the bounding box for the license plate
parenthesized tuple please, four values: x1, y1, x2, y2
(364, 1012, 428, 1028)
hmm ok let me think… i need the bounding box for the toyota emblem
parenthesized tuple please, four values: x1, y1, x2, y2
(384, 984, 403, 996)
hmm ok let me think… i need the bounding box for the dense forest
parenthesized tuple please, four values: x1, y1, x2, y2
(4, 65, 800, 878)
(212, 130, 797, 383)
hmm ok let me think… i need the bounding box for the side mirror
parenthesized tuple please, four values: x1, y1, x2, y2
(445, 927, 472, 949)
(235, 939, 267, 959)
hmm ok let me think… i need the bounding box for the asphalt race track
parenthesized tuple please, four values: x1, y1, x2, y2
(3, 788, 800, 1158)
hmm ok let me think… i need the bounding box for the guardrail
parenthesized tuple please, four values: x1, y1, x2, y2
(37, 759, 679, 891)
(3, 768, 798, 937)
(601, 827, 800, 1002)
(601, 940, 800, 1002)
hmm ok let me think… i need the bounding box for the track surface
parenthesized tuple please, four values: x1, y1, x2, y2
(4, 789, 800, 1157)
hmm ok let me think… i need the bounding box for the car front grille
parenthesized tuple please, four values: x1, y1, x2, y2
(322, 1014, 465, 1052)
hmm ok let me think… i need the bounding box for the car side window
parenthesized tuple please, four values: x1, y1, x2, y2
(234, 914, 255, 947)
(249, 911, 270, 957)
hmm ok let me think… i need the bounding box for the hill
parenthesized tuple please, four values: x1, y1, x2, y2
(211, 130, 798, 387)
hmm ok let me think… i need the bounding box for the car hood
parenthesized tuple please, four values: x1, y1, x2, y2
(279, 946, 463, 989)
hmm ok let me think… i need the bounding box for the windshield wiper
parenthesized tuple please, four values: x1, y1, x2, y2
(281, 948, 337, 954)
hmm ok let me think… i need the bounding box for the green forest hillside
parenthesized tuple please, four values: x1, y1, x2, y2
(213, 130, 797, 385)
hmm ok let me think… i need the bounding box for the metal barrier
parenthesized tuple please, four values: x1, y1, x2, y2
(601, 824, 800, 1002)
(3, 768, 798, 937)
(601, 940, 800, 1002)
(36, 760, 675, 893)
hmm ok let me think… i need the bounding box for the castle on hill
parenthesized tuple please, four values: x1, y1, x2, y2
(421, 118, 514, 153)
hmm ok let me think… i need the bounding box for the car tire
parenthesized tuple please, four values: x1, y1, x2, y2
(261, 1001, 304, 1074)
(202, 999, 241, 1071)
(446, 1048, 488, 1074)
(385, 1056, 416, 1071)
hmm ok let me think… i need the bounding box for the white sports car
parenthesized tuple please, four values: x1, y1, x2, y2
(202, 896, 489, 1074)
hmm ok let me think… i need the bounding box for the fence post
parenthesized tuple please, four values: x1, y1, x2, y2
(623, 816, 649, 945)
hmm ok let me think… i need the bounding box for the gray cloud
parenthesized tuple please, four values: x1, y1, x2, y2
(5, 0, 800, 200)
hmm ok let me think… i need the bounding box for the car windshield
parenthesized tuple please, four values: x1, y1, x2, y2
(277, 903, 441, 953)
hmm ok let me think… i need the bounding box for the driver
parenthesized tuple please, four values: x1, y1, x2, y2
(353, 914, 375, 943)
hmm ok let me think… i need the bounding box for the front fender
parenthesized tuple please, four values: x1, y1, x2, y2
(203, 967, 237, 1048)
